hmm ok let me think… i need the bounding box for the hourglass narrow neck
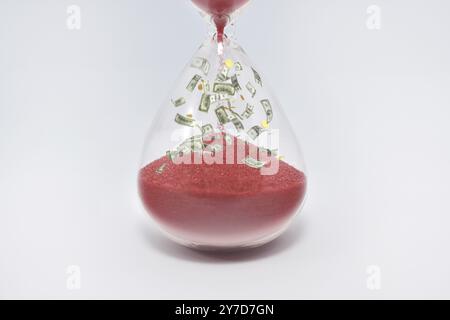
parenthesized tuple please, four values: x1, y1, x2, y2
(213, 15, 229, 44)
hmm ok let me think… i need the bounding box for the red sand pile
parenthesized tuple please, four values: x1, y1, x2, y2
(139, 134, 306, 247)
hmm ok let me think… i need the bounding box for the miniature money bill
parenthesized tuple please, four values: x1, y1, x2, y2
(260, 99, 273, 123)
(252, 68, 263, 86)
(215, 106, 231, 125)
(191, 57, 210, 75)
(201, 124, 214, 136)
(179, 135, 204, 153)
(213, 83, 236, 96)
(247, 125, 264, 140)
(199, 94, 211, 113)
(203, 80, 210, 92)
(186, 75, 202, 92)
(246, 82, 256, 98)
(217, 65, 230, 82)
(155, 163, 167, 174)
(175, 113, 196, 127)
(172, 97, 186, 107)
(231, 75, 241, 91)
(209, 93, 229, 105)
(244, 157, 266, 169)
(232, 118, 245, 131)
(241, 104, 254, 119)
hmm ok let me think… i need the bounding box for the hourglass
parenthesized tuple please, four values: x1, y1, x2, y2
(139, 0, 307, 250)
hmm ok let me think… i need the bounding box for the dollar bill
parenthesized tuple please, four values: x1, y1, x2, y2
(235, 62, 243, 72)
(179, 135, 204, 153)
(155, 163, 167, 174)
(191, 57, 210, 75)
(175, 113, 196, 127)
(171, 97, 186, 107)
(241, 104, 254, 119)
(217, 65, 230, 82)
(204, 80, 210, 92)
(213, 83, 236, 96)
(231, 75, 241, 91)
(247, 125, 264, 140)
(199, 94, 211, 113)
(244, 157, 266, 169)
(209, 93, 229, 105)
(201, 124, 214, 136)
(186, 75, 202, 92)
(215, 106, 231, 125)
(252, 68, 263, 86)
(246, 82, 256, 98)
(232, 118, 245, 131)
(260, 99, 273, 123)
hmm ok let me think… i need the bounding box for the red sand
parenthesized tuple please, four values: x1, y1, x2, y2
(191, 0, 250, 43)
(191, 0, 250, 16)
(139, 135, 306, 248)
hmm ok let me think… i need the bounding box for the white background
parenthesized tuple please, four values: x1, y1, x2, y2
(1, 0, 450, 299)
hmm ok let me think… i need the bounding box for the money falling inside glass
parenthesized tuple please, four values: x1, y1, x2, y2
(169, 56, 277, 168)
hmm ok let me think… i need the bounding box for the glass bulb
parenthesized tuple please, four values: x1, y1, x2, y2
(138, 0, 307, 251)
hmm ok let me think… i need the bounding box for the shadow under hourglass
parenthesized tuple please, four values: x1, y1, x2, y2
(138, 215, 308, 264)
